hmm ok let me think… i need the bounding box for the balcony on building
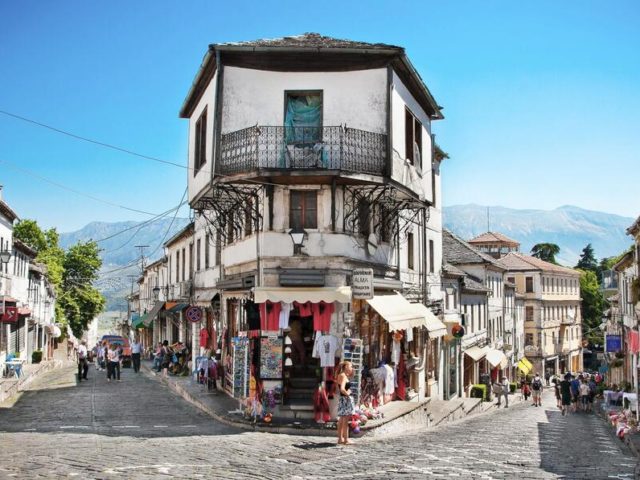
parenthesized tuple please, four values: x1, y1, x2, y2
(217, 125, 387, 183)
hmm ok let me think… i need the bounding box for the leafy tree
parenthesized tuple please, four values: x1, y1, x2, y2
(530, 243, 560, 264)
(576, 243, 598, 273)
(578, 269, 605, 343)
(12, 219, 105, 338)
(59, 241, 105, 338)
(13, 219, 47, 252)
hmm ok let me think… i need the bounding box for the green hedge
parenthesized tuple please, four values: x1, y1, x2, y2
(471, 384, 488, 401)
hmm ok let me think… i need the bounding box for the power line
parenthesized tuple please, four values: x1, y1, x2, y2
(0, 158, 159, 216)
(149, 187, 188, 258)
(0, 109, 187, 170)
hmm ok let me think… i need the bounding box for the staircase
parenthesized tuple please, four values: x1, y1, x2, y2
(280, 364, 319, 420)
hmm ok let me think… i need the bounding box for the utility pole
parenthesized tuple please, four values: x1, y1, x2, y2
(134, 245, 149, 275)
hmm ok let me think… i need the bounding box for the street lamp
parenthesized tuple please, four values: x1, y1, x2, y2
(288, 226, 307, 255)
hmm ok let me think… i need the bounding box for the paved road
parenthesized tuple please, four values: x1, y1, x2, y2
(0, 364, 637, 479)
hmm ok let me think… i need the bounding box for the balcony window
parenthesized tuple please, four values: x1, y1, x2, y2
(525, 277, 534, 293)
(405, 107, 422, 169)
(290, 191, 317, 229)
(284, 91, 322, 145)
(205, 234, 210, 269)
(194, 108, 207, 174)
(526, 306, 534, 322)
(407, 233, 415, 270)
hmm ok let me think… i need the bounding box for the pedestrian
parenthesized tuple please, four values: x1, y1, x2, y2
(107, 344, 121, 382)
(131, 337, 142, 373)
(531, 373, 543, 406)
(579, 378, 591, 413)
(520, 377, 530, 401)
(570, 374, 580, 413)
(95, 342, 104, 371)
(153, 342, 163, 371)
(493, 381, 504, 406)
(77, 340, 89, 381)
(501, 376, 510, 408)
(588, 375, 597, 412)
(335, 360, 355, 445)
(560, 373, 572, 416)
(544, 371, 551, 387)
(553, 378, 561, 409)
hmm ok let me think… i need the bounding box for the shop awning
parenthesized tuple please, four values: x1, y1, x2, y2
(168, 303, 189, 313)
(517, 357, 533, 374)
(486, 348, 508, 369)
(254, 286, 351, 304)
(193, 288, 218, 307)
(18, 306, 31, 316)
(366, 293, 427, 332)
(45, 324, 62, 338)
(464, 345, 490, 362)
(131, 314, 144, 329)
(406, 302, 447, 338)
(143, 301, 165, 326)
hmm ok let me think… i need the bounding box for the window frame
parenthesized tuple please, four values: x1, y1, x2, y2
(404, 107, 423, 169)
(289, 190, 318, 230)
(525, 276, 534, 293)
(407, 232, 415, 270)
(194, 108, 207, 174)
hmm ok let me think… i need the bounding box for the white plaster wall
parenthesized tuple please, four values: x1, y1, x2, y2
(187, 73, 218, 205)
(390, 71, 434, 202)
(221, 67, 387, 134)
(193, 215, 221, 288)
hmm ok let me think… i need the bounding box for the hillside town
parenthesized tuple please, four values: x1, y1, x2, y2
(1, 31, 639, 479)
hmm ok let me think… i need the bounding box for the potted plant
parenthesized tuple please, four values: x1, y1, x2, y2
(32, 350, 43, 364)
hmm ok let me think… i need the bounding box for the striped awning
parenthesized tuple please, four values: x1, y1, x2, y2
(517, 357, 533, 374)
(143, 301, 164, 326)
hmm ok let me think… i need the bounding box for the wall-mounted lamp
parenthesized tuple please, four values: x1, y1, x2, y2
(289, 226, 307, 255)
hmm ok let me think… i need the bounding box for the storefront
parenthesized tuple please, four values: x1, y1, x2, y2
(463, 345, 490, 394)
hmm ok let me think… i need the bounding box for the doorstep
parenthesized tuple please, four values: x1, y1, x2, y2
(141, 361, 433, 437)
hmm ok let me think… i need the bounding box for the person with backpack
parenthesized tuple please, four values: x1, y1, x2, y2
(531, 373, 543, 406)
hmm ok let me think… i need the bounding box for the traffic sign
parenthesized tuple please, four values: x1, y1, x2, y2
(185, 306, 203, 323)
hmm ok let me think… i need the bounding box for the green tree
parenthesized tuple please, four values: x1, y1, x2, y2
(576, 243, 598, 273)
(59, 241, 105, 338)
(530, 243, 560, 264)
(13, 219, 47, 252)
(578, 269, 605, 343)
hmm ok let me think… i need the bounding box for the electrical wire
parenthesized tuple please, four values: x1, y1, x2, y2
(0, 158, 159, 216)
(148, 187, 188, 258)
(0, 109, 186, 170)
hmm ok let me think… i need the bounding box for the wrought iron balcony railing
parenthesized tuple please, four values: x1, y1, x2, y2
(219, 126, 387, 176)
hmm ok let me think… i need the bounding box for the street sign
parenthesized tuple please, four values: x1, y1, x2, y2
(352, 268, 374, 299)
(185, 306, 203, 323)
(605, 334, 622, 353)
(1, 306, 18, 323)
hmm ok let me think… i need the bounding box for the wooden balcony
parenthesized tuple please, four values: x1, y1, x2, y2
(218, 125, 387, 177)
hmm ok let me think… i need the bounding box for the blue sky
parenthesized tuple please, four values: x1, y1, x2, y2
(0, 1, 638, 232)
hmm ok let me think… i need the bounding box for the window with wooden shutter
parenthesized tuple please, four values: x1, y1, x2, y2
(404, 107, 423, 169)
(289, 191, 317, 229)
(194, 108, 207, 174)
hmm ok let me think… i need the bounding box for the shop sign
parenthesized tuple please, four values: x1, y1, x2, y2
(1, 306, 18, 323)
(606, 334, 622, 353)
(352, 268, 373, 299)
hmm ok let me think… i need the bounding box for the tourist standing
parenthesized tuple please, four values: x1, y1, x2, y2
(77, 340, 89, 381)
(501, 376, 510, 408)
(107, 344, 121, 382)
(579, 378, 591, 413)
(131, 337, 142, 373)
(336, 360, 355, 445)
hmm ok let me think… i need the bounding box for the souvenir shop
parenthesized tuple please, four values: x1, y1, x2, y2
(213, 284, 446, 422)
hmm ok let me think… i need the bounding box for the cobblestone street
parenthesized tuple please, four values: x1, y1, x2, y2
(0, 365, 637, 479)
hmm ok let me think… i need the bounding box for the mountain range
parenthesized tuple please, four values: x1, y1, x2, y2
(57, 205, 636, 311)
(442, 204, 635, 265)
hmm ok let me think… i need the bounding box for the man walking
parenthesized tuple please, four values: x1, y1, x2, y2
(501, 376, 510, 408)
(77, 340, 89, 381)
(131, 337, 142, 373)
(531, 373, 543, 407)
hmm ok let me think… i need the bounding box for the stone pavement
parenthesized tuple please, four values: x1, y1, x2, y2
(0, 362, 637, 479)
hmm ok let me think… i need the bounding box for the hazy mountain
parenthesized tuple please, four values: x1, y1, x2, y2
(59, 217, 190, 311)
(443, 204, 635, 265)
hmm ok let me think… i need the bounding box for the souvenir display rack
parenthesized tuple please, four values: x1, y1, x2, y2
(341, 337, 364, 406)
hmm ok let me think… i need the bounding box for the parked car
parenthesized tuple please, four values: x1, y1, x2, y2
(100, 335, 132, 368)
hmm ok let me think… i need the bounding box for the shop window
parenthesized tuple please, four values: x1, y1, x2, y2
(290, 190, 317, 229)
(194, 108, 207, 174)
(407, 233, 414, 270)
(525, 277, 534, 293)
(526, 306, 534, 322)
(405, 107, 422, 169)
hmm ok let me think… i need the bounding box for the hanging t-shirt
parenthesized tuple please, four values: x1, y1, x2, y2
(405, 327, 413, 343)
(312, 302, 334, 332)
(383, 363, 395, 395)
(279, 302, 293, 329)
(294, 301, 313, 317)
(391, 339, 401, 364)
(199, 328, 210, 348)
(312, 334, 339, 368)
(259, 301, 281, 331)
